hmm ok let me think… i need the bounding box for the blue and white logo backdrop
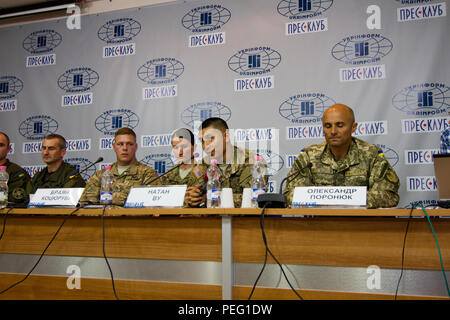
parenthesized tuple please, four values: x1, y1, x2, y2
(0, 0, 449, 207)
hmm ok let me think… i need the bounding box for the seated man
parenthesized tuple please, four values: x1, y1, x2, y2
(0, 132, 32, 205)
(284, 104, 400, 208)
(187, 117, 265, 208)
(161, 128, 207, 207)
(31, 133, 85, 193)
(79, 127, 160, 206)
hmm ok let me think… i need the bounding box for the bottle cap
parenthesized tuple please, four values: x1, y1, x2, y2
(105, 165, 112, 170)
(210, 159, 217, 165)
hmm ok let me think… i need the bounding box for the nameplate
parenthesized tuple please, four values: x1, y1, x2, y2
(29, 188, 84, 207)
(124, 185, 187, 208)
(292, 186, 367, 207)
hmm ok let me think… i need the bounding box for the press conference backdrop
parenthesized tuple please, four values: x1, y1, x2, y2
(0, 0, 448, 208)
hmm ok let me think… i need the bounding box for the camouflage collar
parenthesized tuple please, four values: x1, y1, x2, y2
(320, 139, 361, 171)
(111, 161, 142, 176)
(202, 146, 249, 175)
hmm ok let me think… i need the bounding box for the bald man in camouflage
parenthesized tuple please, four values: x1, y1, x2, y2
(284, 104, 400, 208)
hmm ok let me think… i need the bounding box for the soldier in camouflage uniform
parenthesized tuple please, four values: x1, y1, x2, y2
(79, 128, 160, 206)
(284, 104, 400, 208)
(161, 128, 207, 207)
(188, 118, 266, 208)
(0, 132, 32, 205)
(31, 134, 85, 193)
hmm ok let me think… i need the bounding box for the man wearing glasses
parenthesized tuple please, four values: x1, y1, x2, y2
(79, 127, 161, 206)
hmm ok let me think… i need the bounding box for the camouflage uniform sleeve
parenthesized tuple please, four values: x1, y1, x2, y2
(233, 163, 253, 208)
(143, 166, 161, 186)
(78, 170, 102, 204)
(283, 150, 313, 206)
(367, 151, 400, 208)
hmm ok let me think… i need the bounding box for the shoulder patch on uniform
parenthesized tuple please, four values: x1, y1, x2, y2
(193, 165, 203, 179)
(12, 187, 25, 200)
(18, 173, 24, 178)
(386, 169, 398, 183)
(377, 150, 385, 157)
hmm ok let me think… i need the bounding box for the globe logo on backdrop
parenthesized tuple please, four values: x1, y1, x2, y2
(279, 93, 336, 123)
(137, 58, 184, 85)
(375, 144, 399, 168)
(258, 149, 285, 176)
(66, 157, 96, 181)
(95, 109, 139, 136)
(22, 30, 62, 54)
(228, 47, 281, 75)
(140, 153, 174, 175)
(97, 18, 141, 43)
(57, 67, 100, 93)
(19, 115, 58, 141)
(182, 5, 231, 32)
(181, 102, 232, 129)
(392, 82, 450, 116)
(0, 76, 23, 99)
(277, 0, 334, 19)
(331, 34, 393, 65)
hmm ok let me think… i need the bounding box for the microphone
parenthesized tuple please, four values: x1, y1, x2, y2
(146, 163, 181, 186)
(257, 162, 312, 208)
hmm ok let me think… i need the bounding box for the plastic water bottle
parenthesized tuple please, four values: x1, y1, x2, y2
(206, 159, 222, 208)
(251, 155, 267, 208)
(100, 165, 113, 206)
(0, 166, 9, 209)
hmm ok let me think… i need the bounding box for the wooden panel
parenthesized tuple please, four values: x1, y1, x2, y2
(232, 216, 450, 270)
(233, 286, 449, 300)
(0, 215, 222, 261)
(2, 207, 450, 217)
(0, 273, 221, 300)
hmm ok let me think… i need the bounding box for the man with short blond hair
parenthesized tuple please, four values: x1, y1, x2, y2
(79, 127, 161, 206)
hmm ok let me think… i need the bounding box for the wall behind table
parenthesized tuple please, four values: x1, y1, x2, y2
(0, 0, 448, 207)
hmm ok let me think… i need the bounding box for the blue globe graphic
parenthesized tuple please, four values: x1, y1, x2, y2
(181, 102, 232, 129)
(97, 18, 141, 43)
(279, 94, 335, 122)
(0, 76, 23, 99)
(331, 35, 393, 64)
(95, 110, 139, 135)
(182, 6, 231, 31)
(277, 0, 333, 17)
(58, 68, 99, 93)
(140, 154, 174, 175)
(259, 151, 284, 176)
(66, 158, 97, 181)
(137, 59, 184, 84)
(22, 30, 62, 54)
(19, 116, 58, 140)
(392, 84, 450, 113)
(376, 145, 399, 168)
(228, 48, 281, 74)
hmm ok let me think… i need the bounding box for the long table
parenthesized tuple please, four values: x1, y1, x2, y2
(0, 207, 449, 300)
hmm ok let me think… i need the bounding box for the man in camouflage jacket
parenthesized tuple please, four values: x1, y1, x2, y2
(284, 104, 400, 208)
(188, 118, 266, 208)
(79, 128, 160, 206)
